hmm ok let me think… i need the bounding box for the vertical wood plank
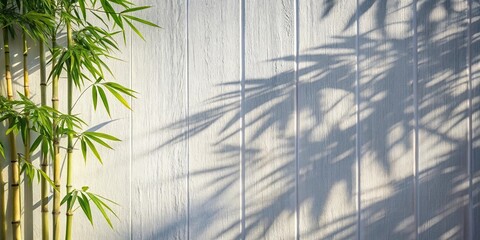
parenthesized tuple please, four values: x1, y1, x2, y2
(131, 1, 187, 239)
(417, 0, 469, 239)
(358, 0, 415, 239)
(187, 0, 241, 239)
(244, 0, 296, 239)
(71, 32, 133, 240)
(297, 0, 357, 239)
(471, 0, 480, 238)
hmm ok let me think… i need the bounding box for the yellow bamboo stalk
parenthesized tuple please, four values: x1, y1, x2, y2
(65, 19, 74, 240)
(39, 39, 49, 240)
(51, 26, 61, 240)
(0, 159, 5, 240)
(22, 21, 34, 240)
(3, 27, 22, 240)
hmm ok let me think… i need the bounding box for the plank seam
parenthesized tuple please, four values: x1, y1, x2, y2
(355, 0, 361, 239)
(129, 13, 133, 240)
(412, 0, 419, 239)
(294, 0, 300, 239)
(467, 0, 473, 239)
(186, 0, 190, 239)
(240, 0, 246, 239)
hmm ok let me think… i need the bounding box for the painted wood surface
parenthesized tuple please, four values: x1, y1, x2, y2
(417, 0, 469, 239)
(243, 0, 296, 239)
(0, 0, 478, 239)
(358, 0, 415, 239)
(297, 0, 357, 239)
(130, 0, 187, 239)
(471, 0, 480, 239)
(187, 0, 241, 239)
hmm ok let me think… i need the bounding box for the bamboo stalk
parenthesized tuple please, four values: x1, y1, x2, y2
(65, 19, 74, 240)
(12, 154, 21, 240)
(4, 27, 22, 240)
(0, 160, 5, 240)
(22, 13, 34, 239)
(51, 21, 61, 240)
(39, 39, 49, 240)
(22, 31, 30, 98)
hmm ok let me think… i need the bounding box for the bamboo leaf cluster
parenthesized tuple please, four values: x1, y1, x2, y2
(0, 0, 157, 239)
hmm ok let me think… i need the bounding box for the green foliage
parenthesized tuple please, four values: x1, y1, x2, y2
(0, 0, 158, 236)
(0, 142, 4, 159)
(20, 157, 56, 191)
(79, 131, 120, 163)
(0, 0, 54, 41)
(61, 186, 118, 228)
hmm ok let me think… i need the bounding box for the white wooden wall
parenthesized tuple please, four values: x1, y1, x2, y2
(0, 0, 479, 239)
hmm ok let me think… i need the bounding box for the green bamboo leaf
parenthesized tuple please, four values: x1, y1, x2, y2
(85, 132, 121, 141)
(97, 87, 110, 116)
(92, 86, 98, 110)
(86, 192, 116, 228)
(30, 135, 43, 152)
(78, 0, 87, 19)
(61, 192, 72, 206)
(38, 167, 57, 191)
(123, 15, 159, 28)
(124, 18, 144, 40)
(0, 142, 4, 159)
(120, 6, 151, 14)
(104, 82, 137, 97)
(41, 137, 49, 157)
(84, 137, 102, 163)
(68, 190, 78, 211)
(81, 139, 87, 161)
(78, 193, 93, 224)
(105, 87, 131, 110)
(85, 135, 113, 150)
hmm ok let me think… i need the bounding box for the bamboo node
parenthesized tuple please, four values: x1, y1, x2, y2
(66, 212, 73, 216)
(11, 183, 19, 187)
(67, 149, 73, 153)
(52, 211, 61, 215)
(40, 83, 47, 86)
(11, 221, 20, 224)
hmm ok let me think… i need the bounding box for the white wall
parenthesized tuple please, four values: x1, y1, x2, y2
(1, 0, 479, 239)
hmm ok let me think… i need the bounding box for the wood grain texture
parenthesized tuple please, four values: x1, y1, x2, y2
(297, 1, 357, 239)
(358, 0, 415, 239)
(471, 0, 480, 238)
(130, 0, 187, 239)
(0, 1, 477, 239)
(417, 0, 469, 239)
(71, 31, 133, 240)
(243, 0, 296, 239)
(187, 0, 241, 239)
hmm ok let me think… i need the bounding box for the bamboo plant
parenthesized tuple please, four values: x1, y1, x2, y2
(0, 0, 157, 239)
(50, 0, 157, 237)
(0, 1, 53, 239)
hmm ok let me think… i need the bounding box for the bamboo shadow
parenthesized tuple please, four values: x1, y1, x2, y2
(135, 0, 477, 239)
